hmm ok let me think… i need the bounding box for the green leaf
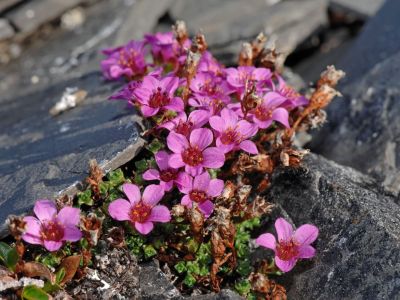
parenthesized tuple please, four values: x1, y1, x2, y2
(143, 245, 157, 259)
(55, 267, 66, 284)
(99, 182, 109, 196)
(186, 261, 200, 275)
(107, 169, 125, 186)
(234, 279, 251, 296)
(183, 273, 196, 287)
(0, 242, 18, 271)
(22, 285, 49, 300)
(147, 138, 164, 154)
(42, 281, 61, 294)
(77, 189, 93, 206)
(134, 159, 148, 173)
(174, 261, 186, 274)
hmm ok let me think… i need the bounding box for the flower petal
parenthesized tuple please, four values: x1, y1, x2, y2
(207, 179, 224, 197)
(135, 221, 154, 235)
(142, 184, 164, 206)
(298, 245, 316, 258)
(186, 165, 203, 176)
(189, 110, 209, 128)
(181, 195, 192, 207)
(202, 147, 225, 169)
(193, 172, 211, 191)
(22, 216, 42, 245)
(198, 200, 214, 218)
(63, 226, 82, 242)
(275, 257, 297, 272)
(34, 200, 57, 221)
(44, 240, 63, 252)
(272, 107, 289, 128)
(275, 218, 294, 242)
(167, 131, 189, 153)
(123, 183, 141, 205)
(190, 128, 213, 150)
(256, 233, 276, 250)
(165, 97, 184, 112)
(108, 199, 131, 221)
(293, 224, 319, 245)
(239, 140, 258, 154)
(209, 116, 225, 133)
(141, 105, 159, 117)
(57, 207, 80, 227)
(143, 169, 160, 181)
(220, 108, 238, 128)
(175, 172, 193, 194)
(236, 120, 258, 138)
(168, 153, 185, 169)
(148, 205, 171, 223)
(155, 151, 170, 170)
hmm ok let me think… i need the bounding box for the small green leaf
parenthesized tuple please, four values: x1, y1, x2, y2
(77, 189, 93, 206)
(234, 279, 251, 296)
(174, 261, 186, 274)
(134, 159, 148, 172)
(186, 239, 199, 253)
(186, 261, 200, 275)
(99, 182, 109, 196)
(0, 242, 18, 271)
(143, 245, 157, 259)
(107, 169, 125, 186)
(22, 285, 49, 300)
(147, 138, 164, 154)
(183, 273, 196, 287)
(55, 267, 66, 284)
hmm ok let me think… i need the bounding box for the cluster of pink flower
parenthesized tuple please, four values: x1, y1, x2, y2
(20, 30, 318, 274)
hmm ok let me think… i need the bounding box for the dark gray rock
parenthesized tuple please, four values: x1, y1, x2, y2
(0, 0, 22, 14)
(6, 0, 83, 36)
(268, 154, 400, 299)
(0, 0, 150, 237)
(337, 0, 400, 84)
(330, 0, 385, 19)
(311, 51, 400, 194)
(169, 0, 327, 65)
(0, 18, 14, 40)
(115, 0, 173, 45)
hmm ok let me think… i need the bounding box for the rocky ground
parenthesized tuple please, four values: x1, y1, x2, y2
(1, 0, 399, 299)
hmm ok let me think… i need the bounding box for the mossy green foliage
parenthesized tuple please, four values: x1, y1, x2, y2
(174, 242, 212, 287)
(0, 241, 18, 271)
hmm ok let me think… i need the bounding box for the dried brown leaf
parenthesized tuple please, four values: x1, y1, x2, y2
(21, 262, 55, 284)
(58, 255, 81, 285)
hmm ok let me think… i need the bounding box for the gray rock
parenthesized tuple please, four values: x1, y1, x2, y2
(0, 18, 14, 40)
(115, 0, 174, 45)
(268, 154, 400, 299)
(6, 0, 84, 36)
(311, 51, 400, 194)
(337, 0, 400, 84)
(0, 0, 22, 14)
(0, 0, 151, 237)
(140, 261, 182, 300)
(330, 0, 385, 19)
(169, 0, 327, 55)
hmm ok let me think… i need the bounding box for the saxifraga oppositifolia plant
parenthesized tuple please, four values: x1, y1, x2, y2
(2, 21, 344, 299)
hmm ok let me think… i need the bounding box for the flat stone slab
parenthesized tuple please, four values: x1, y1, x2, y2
(0, 18, 14, 40)
(330, 0, 385, 19)
(169, 0, 327, 64)
(0, 0, 153, 236)
(337, 0, 400, 84)
(0, 71, 144, 235)
(6, 0, 84, 36)
(312, 50, 400, 194)
(269, 154, 400, 299)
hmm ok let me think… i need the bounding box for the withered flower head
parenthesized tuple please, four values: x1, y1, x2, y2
(7, 215, 26, 241)
(173, 20, 188, 45)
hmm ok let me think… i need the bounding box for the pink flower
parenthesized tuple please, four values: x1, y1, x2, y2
(134, 75, 184, 117)
(256, 218, 319, 272)
(198, 51, 223, 76)
(22, 200, 82, 252)
(159, 110, 209, 137)
(176, 172, 224, 217)
(145, 32, 190, 70)
(225, 66, 272, 97)
(143, 151, 183, 191)
(167, 128, 225, 176)
(249, 91, 290, 129)
(108, 183, 170, 235)
(101, 40, 147, 80)
(209, 108, 258, 154)
(274, 76, 308, 110)
(189, 72, 233, 105)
